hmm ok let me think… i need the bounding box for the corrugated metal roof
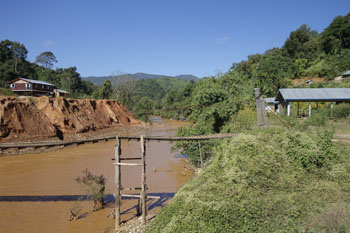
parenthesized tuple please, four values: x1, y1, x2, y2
(343, 70, 350, 76)
(55, 89, 69, 93)
(18, 78, 56, 86)
(276, 88, 350, 101)
(264, 97, 279, 104)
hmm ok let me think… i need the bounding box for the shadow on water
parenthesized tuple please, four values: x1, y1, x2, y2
(0, 192, 175, 221)
(0, 192, 174, 209)
(173, 153, 188, 159)
(118, 192, 174, 215)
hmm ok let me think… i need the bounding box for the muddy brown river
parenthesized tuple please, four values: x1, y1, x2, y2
(0, 119, 193, 233)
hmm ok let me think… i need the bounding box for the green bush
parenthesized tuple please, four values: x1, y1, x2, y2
(333, 103, 350, 119)
(146, 129, 341, 233)
(304, 59, 333, 77)
(304, 109, 328, 127)
(0, 87, 15, 96)
(222, 108, 257, 132)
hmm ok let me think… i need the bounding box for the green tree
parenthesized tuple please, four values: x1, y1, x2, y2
(35, 51, 57, 69)
(133, 96, 155, 121)
(321, 13, 350, 54)
(256, 48, 293, 96)
(283, 24, 318, 59)
(11, 42, 28, 73)
(101, 80, 113, 99)
(0, 40, 30, 87)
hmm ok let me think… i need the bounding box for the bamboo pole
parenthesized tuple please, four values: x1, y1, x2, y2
(114, 136, 121, 230)
(198, 141, 203, 167)
(121, 194, 160, 199)
(114, 162, 143, 166)
(140, 135, 147, 224)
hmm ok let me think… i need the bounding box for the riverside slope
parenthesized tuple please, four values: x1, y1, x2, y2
(0, 96, 142, 142)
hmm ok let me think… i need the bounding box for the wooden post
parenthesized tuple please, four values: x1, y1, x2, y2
(137, 198, 141, 216)
(115, 136, 121, 230)
(260, 98, 270, 128)
(140, 135, 147, 224)
(254, 88, 263, 128)
(331, 103, 334, 118)
(287, 102, 290, 116)
(198, 141, 203, 167)
(309, 102, 312, 117)
(297, 102, 299, 118)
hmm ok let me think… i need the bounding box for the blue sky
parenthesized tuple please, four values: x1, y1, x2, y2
(1, 0, 349, 78)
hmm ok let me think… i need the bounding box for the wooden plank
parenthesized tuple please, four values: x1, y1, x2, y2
(114, 136, 121, 230)
(121, 194, 160, 199)
(111, 157, 142, 161)
(121, 187, 146, 191)
(114, 162, 143, 166)
(140, 135, 147, 224)
(0, 133, 240, 150)
(120, 157, 142, 160)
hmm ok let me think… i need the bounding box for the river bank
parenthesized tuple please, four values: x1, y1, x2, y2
(0, 119, 193, 233)
(0, 96, 143, 144)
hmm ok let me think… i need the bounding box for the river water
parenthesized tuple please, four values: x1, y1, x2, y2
(0, 119, 193, 233)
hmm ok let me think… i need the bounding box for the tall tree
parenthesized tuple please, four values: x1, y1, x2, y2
(11, 42, 28, 73)
(283, 24, 318, 59)
(101, 80, 113, 99)
(35, 51, 57, 69)
(0, 40, 28, 87)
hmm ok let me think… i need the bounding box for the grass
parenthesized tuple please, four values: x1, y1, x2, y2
(0, 87, 15, 96)
(145, 128, 350, 233)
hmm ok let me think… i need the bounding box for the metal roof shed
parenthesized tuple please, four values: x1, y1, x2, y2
(342, 71, 350, 77)
(275, 88, 350, 117)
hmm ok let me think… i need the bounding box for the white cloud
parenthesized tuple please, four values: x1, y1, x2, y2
(43, 40, 55, 47)
(216, 36, 229, 45)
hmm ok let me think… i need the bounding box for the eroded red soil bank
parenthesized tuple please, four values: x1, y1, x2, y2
(0, 96, 142, 142)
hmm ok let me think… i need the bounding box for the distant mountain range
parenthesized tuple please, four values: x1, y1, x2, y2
(83, 72, 199, 86)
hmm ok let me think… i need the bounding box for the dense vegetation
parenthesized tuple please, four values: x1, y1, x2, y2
(152, 12, 350, 162)
(112, 77, 193, 121)
(145, 12, 350, 232)
(84, 72, 198, 86)
(146, 129, 350, 232)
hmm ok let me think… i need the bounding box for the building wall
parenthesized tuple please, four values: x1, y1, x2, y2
(10, 81, 32, 91)
(10, 81, 55, 93)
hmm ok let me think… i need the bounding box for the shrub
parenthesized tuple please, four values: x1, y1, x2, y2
(28, 96, 37, 105)
(0, 87, 15, 96)
(333, 103, 350, 119)
(305, 109, 328, 127)
(75, 169, 106, 211)
(222, 108, 257, 132)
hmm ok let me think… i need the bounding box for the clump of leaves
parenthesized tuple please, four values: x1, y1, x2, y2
(333, 103, 350, 119)
(28, 96, 37, 105)
(75, 169, 106, 211)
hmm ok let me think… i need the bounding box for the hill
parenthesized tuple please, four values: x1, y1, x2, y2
(83, 73, 199, 86)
